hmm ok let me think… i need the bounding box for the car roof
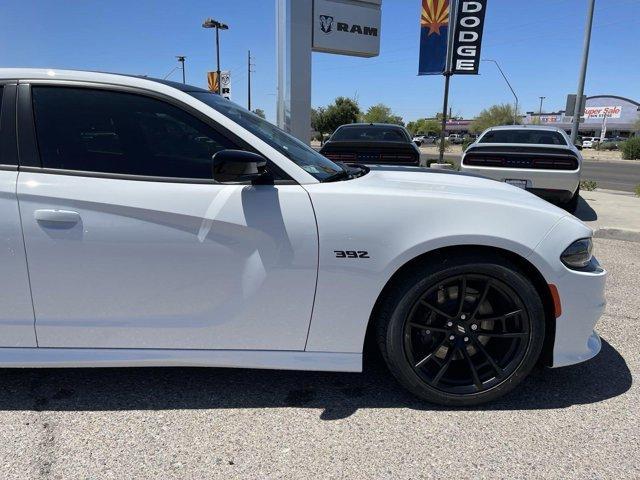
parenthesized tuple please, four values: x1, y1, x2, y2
(0, 67, 212, 94)
(338, 123, 405, 128)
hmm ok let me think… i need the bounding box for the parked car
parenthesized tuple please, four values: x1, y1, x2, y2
(460, 126, 582, 212)
(582, 137, 600, 149)
(320, 123, 421, 166)
(0, 69, 605, 406)
(412, 135, 426, 146)
(446, 133, 464, 144)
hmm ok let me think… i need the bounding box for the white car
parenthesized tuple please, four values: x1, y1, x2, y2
(0, 69, 605, 406)
(582, 137, 599, 149)
(460, 126, 582, 212)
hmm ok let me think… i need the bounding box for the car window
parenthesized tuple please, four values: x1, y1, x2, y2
(32, 87, 237, 179)
(479, 129, 567, 145)
(332, 126, 408, 142)
(190, 91, 342, 181)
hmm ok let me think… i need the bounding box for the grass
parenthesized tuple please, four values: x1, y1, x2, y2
(580, 180, 598, 191)
(635, 184, 640, 198)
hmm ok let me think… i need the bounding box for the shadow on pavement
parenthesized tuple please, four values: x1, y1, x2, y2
(574, 195, 598, 222)
(0, 339, 630, 420)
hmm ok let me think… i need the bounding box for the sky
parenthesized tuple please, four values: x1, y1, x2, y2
(1, 0, 639, 123)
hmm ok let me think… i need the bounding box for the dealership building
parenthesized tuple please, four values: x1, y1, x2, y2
(444, 95, 639, 137)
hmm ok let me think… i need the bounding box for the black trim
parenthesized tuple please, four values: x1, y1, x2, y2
(0, 84, 18, 166)
(16, 84, 41, 167)
(18, 80, 296, 185)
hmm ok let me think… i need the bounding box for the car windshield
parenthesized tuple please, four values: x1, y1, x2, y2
(331, 125, 409, 142)
(190, 92, 343, 181)
(479, 129, 567, 145)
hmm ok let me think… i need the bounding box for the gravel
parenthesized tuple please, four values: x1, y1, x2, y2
(0, 238, 638, 479)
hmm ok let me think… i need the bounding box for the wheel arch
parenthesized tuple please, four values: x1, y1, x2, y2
(363, 244, 556, 366)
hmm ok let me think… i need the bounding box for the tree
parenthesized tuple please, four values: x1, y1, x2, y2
(323, 97, 361, 133)
(470, 104, 520, 133)
(361, 103, 404, 125)
(311, 107, 330, 143)
(634, 117, 640, 135)
(406, 118, 442, 136)
(252, 108, 266, 119)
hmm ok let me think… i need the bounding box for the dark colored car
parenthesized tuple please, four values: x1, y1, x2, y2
(320, 123, 421, 166)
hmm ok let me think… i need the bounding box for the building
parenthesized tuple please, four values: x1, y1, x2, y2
(523, 95, 640, 138)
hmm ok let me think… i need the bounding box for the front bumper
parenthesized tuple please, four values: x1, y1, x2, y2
(529, 217, 607, 368)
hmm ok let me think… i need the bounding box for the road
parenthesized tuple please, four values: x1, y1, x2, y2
(0, 237, 638, 479)
(421, 152, 640, 192)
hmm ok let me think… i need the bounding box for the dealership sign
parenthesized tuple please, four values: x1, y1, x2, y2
(207, 71, 232, 100)
(450, 0, 487, 74)
(584, 106, 622, 119)
(312, 0, 381, 57)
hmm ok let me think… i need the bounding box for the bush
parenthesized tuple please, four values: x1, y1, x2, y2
(597, 142, 618, 151)
(621, 137, 640, 159)
(461, 139, 473, 151)
(580, 180, 597, 191)
(635, 184, 640, 198)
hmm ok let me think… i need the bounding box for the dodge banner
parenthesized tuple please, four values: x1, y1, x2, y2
(450, 0, 487, 74)
(418, 0, 450, 75)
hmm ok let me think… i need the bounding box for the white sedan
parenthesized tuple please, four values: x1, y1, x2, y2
(460, 126, 582, 212)
(0, 69, 605, 405)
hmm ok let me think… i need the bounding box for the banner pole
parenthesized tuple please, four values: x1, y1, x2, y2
(438, 72, 451, 164)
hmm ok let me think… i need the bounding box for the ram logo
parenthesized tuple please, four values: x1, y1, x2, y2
(319, 15, 334, 34)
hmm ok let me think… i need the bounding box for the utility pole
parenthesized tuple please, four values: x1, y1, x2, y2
(538, 96, 546, 115)
(571, 0, 596, 144)
(176, 56, 186, 84)
(247, 50, 254, 111)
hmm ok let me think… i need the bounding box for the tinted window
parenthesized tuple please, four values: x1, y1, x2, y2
(190, 92, 342, 181)
(331, 126, 409, 142)
(479, 129, 567, 145)
(32, 87, 237, 178)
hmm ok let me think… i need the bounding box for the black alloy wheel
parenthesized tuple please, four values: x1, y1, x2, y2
(376, 253, 545, 406)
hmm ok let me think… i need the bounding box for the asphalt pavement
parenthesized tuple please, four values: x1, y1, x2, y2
(420, 152, 640, 192)
(0, 237, 638, 479)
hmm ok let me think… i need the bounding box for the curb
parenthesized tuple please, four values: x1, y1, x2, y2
(594, 228, 640, 243)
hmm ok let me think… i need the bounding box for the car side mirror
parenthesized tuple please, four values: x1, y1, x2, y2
(414, 140, 422, 147)
(212, 149, 271, 184)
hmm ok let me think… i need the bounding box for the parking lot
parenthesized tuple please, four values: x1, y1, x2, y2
(0, 235, 637, 479)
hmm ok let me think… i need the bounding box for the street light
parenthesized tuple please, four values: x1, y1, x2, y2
(539, 96, 546, 115)
(482, 59, 518, 125)
(176, 55, 186, 84)
(202, 18, 229, 95)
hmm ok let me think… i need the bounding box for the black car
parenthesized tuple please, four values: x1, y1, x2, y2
(320, 123, 421, 166)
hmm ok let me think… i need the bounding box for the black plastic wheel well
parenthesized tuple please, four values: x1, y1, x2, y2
(364, 245, 556, 366)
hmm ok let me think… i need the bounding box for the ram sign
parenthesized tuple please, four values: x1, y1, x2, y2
(312, 0, 382, 57)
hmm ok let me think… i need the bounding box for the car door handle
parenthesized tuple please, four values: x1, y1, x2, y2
(34, 209, 81, 224)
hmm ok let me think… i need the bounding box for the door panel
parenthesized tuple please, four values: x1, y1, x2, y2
(0, 170, 37, 347)
(18, 172, 318, 350)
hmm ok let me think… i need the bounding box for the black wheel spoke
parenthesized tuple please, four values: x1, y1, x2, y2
(477, 332, 528, 339)
(476, 309, 523, 325)
(430, 346, 455, 385)
(461, 346, 483, 389)
(414, 338, 448, 368)
(419, 300, 454, 320)
(456, 276, 467, 316)
(473, 339, 504, 376)
(408, 323, 449, 333)
(469, 281, 492, 320)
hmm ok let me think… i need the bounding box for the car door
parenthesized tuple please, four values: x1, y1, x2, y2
(0, 83, 38, 347)
(16, 83, 318, 350)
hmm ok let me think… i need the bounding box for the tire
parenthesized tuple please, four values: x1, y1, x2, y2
(376, 252, 545, 406)
(563, 186, 580, 214)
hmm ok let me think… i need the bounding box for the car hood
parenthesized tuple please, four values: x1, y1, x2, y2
(350, 165, 569, 218)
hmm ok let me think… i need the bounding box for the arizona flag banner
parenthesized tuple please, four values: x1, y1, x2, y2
(418, 0, 450, 75)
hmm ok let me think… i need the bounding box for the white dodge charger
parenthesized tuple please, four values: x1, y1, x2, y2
(0, 69, 605, 405)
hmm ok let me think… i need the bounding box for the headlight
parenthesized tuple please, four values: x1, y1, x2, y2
(561, 238, 593, 269)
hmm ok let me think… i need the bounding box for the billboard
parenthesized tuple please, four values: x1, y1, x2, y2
(312, 0, 381, 57)
(583, 105, 622, 119)
(418, 0, 450, 75)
